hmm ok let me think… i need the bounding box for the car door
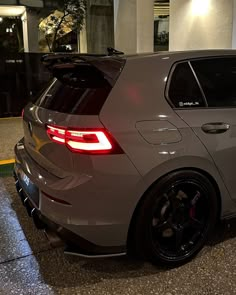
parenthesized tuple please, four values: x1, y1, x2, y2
(167, 57, 236, 201)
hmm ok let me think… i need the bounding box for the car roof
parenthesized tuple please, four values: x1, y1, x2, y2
(125, 49, 236, 61)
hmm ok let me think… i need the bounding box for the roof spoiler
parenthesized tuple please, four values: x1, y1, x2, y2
(41, 48, 125, 86)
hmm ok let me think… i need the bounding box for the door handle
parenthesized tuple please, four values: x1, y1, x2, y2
(201, 123, 230, 134)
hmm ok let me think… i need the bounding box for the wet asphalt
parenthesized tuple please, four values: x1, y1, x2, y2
(1, 177, 236, 295)
(0, 118, 236, 294)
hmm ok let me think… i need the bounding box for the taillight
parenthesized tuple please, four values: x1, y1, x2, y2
(46, 125, 123, 155)
(46, 125, 65, 144)
(21, 108, 24, 118)
(65, 130, 112, 153)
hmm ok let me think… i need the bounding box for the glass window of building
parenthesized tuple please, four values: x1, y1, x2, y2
(154, 0, 169, 51)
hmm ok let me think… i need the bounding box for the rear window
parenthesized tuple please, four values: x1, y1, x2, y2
(35, 65, 112, 115)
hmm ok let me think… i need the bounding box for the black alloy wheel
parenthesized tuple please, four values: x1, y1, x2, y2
(132, 170, 218, 266)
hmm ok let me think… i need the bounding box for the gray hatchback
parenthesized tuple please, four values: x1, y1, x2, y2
(14, 50, 236, 266)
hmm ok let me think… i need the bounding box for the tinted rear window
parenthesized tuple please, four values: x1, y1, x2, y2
(191, 57, 236, 107)
(35, 64, 112, 115)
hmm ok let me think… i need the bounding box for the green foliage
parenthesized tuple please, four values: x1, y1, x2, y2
(57, 0, 87, 32)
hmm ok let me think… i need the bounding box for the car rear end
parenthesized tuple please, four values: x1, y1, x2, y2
(14, 54, 143, 256)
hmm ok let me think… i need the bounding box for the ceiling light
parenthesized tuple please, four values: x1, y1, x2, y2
(192, 0, 211, 16)
(0, 6, 26, 17)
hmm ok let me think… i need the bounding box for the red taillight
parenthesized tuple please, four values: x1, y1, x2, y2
(21, 108, 24, 118)
(46, 125, 65, 144)
(46, 125, 123, 155)
(65, 130, 112, 153)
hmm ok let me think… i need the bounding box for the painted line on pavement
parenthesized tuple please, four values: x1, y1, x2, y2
(0, 159, 15, 165)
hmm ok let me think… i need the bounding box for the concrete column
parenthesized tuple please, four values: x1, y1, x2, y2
(114, 0, 137, 54)
(232, 0, 236, 48)
(136, 0, 154, 53)
(21, 10, 29, 52)
(26, 9, 40, 52)
(114, 0, 154, 54)
(79, 23, 87, 53)
(86, 0, 114, 54)
(169, 0, 234, 51)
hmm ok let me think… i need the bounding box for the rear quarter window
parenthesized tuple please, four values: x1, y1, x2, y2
(167, 62, 205, 108)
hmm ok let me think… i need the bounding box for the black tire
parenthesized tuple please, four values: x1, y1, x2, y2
(131, 170, 219, 267)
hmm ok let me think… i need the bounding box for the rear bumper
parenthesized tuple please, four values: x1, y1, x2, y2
(14, 138, 144, 256)
(13, 170, 126, 257)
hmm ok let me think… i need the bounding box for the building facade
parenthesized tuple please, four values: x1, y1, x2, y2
(0, 0, 116, 54)
(0, 0, 171, 55)
(1, 0, 236, 117)
(1, 0, 236, 55)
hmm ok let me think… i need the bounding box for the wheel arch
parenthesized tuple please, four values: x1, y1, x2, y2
(127, 166, 222, 250)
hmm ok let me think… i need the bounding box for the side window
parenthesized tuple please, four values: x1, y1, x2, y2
(191, 58, 236, 107)
(168, 62, 205, 108)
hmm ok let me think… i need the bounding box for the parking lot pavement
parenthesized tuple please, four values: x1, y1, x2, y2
(0, 176, 236, 295)
(0, 117, 23, 160)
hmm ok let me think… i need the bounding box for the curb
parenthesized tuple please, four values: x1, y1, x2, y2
(0, 159, 15, 165)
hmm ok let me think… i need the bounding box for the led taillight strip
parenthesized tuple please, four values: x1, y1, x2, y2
(46, 125, 66, 144)
(46, 125, 123, 155)
(66, 130, 112, 152)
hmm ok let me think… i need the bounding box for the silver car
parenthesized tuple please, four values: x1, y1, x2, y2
(14, 50, 236, 266)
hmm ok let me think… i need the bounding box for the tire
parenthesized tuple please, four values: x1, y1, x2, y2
(131, 170, 219, 267)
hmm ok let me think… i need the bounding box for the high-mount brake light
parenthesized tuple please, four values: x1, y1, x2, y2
(46, 125, 123, 155)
